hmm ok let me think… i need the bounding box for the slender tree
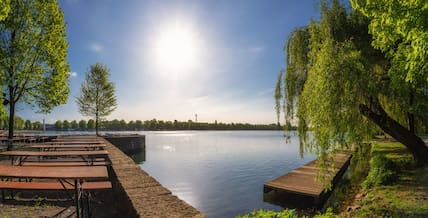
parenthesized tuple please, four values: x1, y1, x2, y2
(62, 120, 69, 130)
(54, 120, 62, 130)
(0, 1, 69, 149)
(70, 120, 78, 129)
(78, 119, 86, 130)
(76, 63, 117, 135)
(135, 120, 143, 130)
(87, 119, 95, 130)
(14, 116, 23, 130)
(24, 119, 31, 130)
(128, 120, 135, 130)
(32, 121, 41, 130)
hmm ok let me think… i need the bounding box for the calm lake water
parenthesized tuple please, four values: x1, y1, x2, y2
(136, 130, 316, 218)
(38, 130, 316, 217)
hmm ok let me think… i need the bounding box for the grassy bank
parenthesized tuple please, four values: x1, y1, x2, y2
(346, 141, 428, 217)
(238, 140, 428, 217)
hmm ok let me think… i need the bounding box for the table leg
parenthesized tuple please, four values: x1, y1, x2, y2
(75, 179, 81, 218)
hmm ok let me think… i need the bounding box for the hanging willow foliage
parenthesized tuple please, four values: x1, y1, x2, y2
(276, 0, 428, 166)
(282, 27, 309, 122)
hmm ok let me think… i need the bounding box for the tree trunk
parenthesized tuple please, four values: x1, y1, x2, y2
(359, 103, 428, 166)
(95, 108, 99, 136)
(408, 90, 415, 133)
(7, 100, 14, 151)
(408, 112, 415, 133)
(423, 116, 428, 134)
(95, 116, 99, 136)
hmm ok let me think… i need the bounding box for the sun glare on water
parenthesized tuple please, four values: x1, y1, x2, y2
(154, 21, 202, 74)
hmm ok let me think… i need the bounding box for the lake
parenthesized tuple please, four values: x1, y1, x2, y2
(135, 130, 316, 218)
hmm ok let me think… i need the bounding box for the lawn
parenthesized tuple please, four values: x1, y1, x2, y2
(349, 141, 428, 217)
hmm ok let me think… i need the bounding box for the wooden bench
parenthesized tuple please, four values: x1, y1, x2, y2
(21, 161, 110, 167)
(0, 150, 109, 165)
(23, 157, 107, 162)
(0, 180, 112, 201)
(0, 181, 112, 190)
(0, 164, 110, 217)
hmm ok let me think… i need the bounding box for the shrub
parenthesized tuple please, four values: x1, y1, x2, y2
(393, 157, 415, 170)
(236, 208, 339, 218)
(362, 155, 396, 190)
(236, 209, 298, 218)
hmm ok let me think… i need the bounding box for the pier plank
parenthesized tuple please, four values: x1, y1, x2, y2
(264, 152, 351, 206)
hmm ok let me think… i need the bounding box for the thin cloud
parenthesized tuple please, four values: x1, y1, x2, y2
(66, 0, 80, 4)
(89, 42, 104, 53)
(247, 46, 265, 53)
(187, 95, 209, 103)
(69, 71, 77, 78)
(256, 88, 274, 97)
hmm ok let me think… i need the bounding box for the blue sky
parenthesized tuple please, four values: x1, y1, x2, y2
(20, 0, 319, 124)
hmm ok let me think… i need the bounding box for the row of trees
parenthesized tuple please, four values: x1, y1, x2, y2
(276, 0, 428, 165)
(53, 119, 282, 131)
(0, 117, 42, 130)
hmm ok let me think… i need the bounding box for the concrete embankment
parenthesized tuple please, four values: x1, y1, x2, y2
(102, 136, 205, 217)
(103, 134, 145, 156)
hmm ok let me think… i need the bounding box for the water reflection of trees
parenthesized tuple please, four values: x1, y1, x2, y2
(324, 143, 372, 212)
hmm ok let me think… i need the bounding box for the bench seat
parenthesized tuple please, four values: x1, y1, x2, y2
(0, 181, 112, 190)
(21, 161, 110, 167)
(23, 157, 107, 162)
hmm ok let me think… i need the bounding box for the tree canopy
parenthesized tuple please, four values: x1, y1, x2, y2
(0, 0, 10, 21)
(76, 63, 117, 135)
(0, 0, 69, 145)
(351, 0, 428, 87)
(276, 0, 428, 165)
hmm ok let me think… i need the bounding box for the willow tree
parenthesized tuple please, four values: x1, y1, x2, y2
(350, 0, 428, 133)
(0, 0, 69, 148)
(276, 0, 428, 165)
(76, 63, 117, 136)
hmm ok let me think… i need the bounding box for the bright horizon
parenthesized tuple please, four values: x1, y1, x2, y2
(18, 0, 319, 125)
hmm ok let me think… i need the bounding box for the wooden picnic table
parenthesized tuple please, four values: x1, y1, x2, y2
(0, 150, 109, 165)
(0, 165, 109, 218)
(0, 165, 108, 179)
(44, 141, 104, 144)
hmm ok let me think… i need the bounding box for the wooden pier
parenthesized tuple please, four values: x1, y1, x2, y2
(264, 152, 352, 208)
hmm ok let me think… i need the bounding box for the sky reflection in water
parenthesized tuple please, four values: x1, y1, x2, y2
(138, 130, 316, 218)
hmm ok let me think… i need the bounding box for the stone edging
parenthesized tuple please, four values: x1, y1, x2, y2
(101, 138, 206, 217)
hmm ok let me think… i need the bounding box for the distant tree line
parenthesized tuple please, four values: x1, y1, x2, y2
(0, 116, 43, 130)
(52, 119, 286, 131)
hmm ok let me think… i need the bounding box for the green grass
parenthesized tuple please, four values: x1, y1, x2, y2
(236, 208, 339, 218)
(238, 141, 428, 217)
(350, 141, 428, 217)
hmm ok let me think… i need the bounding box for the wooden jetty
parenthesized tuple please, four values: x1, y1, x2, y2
(264, 152, 352, 208)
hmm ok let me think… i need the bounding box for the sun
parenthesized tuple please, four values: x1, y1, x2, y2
(154, 22, 201, 74)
